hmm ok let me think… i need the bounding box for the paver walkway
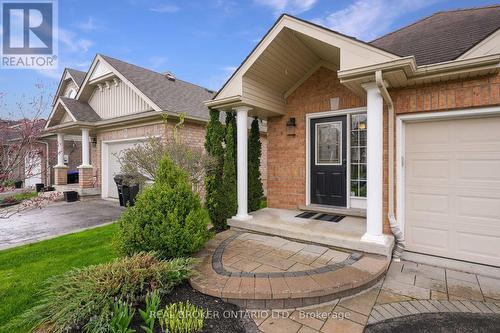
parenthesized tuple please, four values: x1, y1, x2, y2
(248, 259, 500, 332)
(190, 230, 389, 309)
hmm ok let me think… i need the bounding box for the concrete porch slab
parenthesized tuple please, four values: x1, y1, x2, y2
(228, 208, 394, 257)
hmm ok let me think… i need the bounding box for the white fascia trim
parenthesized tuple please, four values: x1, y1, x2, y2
(214, 15, 399, 101)
(45, 98, 78, 129)
(305, 107, 367, 206)
(396, 106, 500, 240)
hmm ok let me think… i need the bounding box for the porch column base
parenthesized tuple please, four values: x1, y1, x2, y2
(361, 233, 392, 246)
(233, 214, 253, 221)
(54, 166, 68, 185)
(78, 166, 94, 189)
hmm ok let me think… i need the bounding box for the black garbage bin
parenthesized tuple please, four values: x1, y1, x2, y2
(114, 174, 139, 207)
(35, 183, 44, 192)
(64, 191, 79, 202)
(113, 174, 125, 206)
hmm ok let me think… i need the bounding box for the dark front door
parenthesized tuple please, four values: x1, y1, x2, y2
(310, 115, 347, 206)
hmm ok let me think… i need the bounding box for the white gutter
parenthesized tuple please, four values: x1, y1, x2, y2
(36, 140, 51, 186)
(375, 70, 405, 261)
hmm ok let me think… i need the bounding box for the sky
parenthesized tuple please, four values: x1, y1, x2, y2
(0, 0, 497, 119)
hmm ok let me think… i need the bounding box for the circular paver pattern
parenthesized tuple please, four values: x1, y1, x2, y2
(190, 230, 390, 309)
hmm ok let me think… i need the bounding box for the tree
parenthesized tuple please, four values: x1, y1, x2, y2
(248, 117, 263, 211)
(220, 112, 237, 223)
(117, 115, 214, 195)
(0, 84, 49, 190)
(204, 109, 226, 230)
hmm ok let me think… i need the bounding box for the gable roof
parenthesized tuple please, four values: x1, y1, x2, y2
(371, 5, 500, 66)
(99, 55, 215, 120)
(66, 68, 86, 87)
(59, 97, 101, 122)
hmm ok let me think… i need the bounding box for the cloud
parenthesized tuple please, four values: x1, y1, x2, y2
(254, 0, 317, 15)
(221, 66, 237, 72)
(313, 0, 440, 41)
(149, 4, 180, 13)
(75, 17, 103, 32)
(57, 28, 95, 53)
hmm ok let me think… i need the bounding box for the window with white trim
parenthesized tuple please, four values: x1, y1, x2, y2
(351, 114, 367, 197)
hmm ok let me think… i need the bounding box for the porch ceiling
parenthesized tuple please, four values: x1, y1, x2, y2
(207, 15, 399, 118)
(241, 28, 341, 118)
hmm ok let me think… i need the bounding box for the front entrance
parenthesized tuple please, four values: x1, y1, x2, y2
(310, 115, 347, 206)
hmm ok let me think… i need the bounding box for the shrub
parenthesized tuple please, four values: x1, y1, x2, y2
(248, 117, 263, 212)
(13, 253, 195, 333)
(204, 109, 226, 230)
(159, 301, 205, 333)
(220, 112, 237, 222)
(114, 155, 211, 259)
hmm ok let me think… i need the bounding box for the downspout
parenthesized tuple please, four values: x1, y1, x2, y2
(36, 140, 50, 186)
(375, 71, 405, 261)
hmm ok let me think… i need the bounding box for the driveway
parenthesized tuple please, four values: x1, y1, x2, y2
(0, 199, 125, 250)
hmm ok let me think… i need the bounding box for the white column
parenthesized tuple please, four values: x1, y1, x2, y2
(234, 106, 252, 221)
(56, 133, 65, 167)
(80, 128, 91, 167)
(361, 83, 388, 245)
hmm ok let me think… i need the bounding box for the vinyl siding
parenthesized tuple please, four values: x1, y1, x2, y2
(88, 81, 152, 119)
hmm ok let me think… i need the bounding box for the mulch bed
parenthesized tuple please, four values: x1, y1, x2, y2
(364, 312, 500, 333)
(130, 283, 259, 333)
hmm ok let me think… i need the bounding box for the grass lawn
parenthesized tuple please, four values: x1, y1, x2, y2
(0, 223, 119, 333)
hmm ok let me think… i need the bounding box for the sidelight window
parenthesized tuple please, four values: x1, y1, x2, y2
(351, 114, 367, 198)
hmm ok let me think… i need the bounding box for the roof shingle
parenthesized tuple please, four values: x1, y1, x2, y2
(59, 97, 101, 122)
(66, 68, 87, 87)
(370, 5, 500, 66)
(100, 55, 215, 120)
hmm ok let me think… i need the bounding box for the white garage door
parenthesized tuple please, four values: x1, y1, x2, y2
(405, 115, 500, 267)
(106, 141, 142, 199)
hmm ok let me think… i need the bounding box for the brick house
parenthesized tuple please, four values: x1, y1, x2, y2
(43, 54, 268, 198)
(207, 6, 500, 266)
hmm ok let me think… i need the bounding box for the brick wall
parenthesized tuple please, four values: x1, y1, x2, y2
(45, 137, 82, 185)
(267, 67, 365, 209)
(267, 67, 500, 234)
(91, 119, 269, 194)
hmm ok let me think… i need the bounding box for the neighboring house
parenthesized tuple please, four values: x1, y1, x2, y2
(43, 54, 268, 198)
(207, 6, 500, 267)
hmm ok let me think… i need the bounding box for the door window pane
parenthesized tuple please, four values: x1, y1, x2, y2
(350, 114, 367, 198)
(316, 122, 342, 165)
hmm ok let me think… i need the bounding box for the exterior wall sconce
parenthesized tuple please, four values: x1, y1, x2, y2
(286, 117, 296, 136)
(91, 137, 97, 148)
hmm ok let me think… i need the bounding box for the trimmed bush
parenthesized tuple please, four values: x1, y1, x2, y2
(220, 112, 238, 222)
(13, 253, 195, 333)
(204, 109, 227, 231)
(248, 117, 263, 212)
(114, 156, 211, 259)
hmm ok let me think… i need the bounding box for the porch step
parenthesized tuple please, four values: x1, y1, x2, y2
(229, 208, 394, 257)
(299, 204, 367, 218)
(54, 185, 101, 197)
(190, 230, 390, 309)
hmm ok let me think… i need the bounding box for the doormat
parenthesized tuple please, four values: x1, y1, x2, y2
(314, 214, 345, 223)
(295, 212, 345, 223)
(295, 211, 318, 219)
